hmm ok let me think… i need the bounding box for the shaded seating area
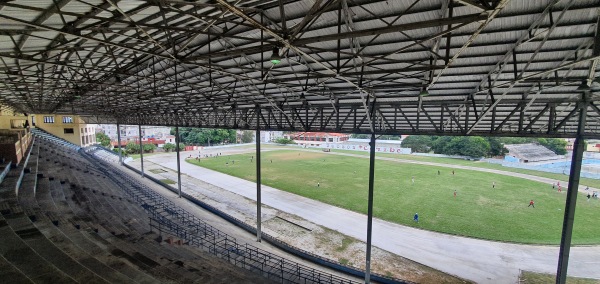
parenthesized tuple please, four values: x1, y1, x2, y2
(0, 135, 277, 283)
(82, 142, 359, 283)
(504, 143, 562, 163)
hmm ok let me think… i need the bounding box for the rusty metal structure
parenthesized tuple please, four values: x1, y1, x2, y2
(1, 1, 599, 283)
(0, 0, 597, 137)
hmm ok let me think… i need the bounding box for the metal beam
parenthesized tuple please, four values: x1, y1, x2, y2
(365, 98, 377, 283)
(138, 124, 144, 177)
(556, 94, 588, 284)
(256, 109, 262, 242)
(294, 13, 487, 45)
(116, 123, 122, 164)
(365, 132, 376, 284)
(175, 125, 182, 198)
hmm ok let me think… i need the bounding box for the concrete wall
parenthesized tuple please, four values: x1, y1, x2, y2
(33, 114, 96, 146)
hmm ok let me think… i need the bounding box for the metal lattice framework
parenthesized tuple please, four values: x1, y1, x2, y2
(0, 0, 599, 137)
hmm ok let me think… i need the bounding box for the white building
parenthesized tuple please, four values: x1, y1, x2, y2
(97, 124, 172, 141)
(261, 131, 283, 142)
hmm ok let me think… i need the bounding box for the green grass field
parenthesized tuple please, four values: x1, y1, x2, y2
(520, 271, 600, 284)
(329, 148, 600, 189)
(187, 149, 600, 244)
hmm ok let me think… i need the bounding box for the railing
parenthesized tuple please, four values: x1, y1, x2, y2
(148, 217, 358, 284)
(0, 160, 12, 185)
(89, 147, 407, 284)
(15, 139, 35, 194)
(32, 129, 81, 150)
(80, 147, 384, 284)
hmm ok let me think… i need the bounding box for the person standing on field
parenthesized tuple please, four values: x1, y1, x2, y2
(413, 213, 419, 222)
(528, 200, 535, 208)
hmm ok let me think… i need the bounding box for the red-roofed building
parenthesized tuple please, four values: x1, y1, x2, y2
(284, 132, 350, 146)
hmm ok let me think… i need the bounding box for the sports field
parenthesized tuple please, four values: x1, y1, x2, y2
(186, 149, 600, 244)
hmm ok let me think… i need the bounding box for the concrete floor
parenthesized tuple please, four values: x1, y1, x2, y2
(129, 147, 600, 284)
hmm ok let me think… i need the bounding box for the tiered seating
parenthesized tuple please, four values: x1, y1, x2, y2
(85, 145, 120, 164)
(2, 131, 360, 284)
(30, 128, 80, 151)
(0, 139, 79, 283)
(9, 135, 273, 283)
(83, 145, 358, 284)
(504, 143, 562, 162)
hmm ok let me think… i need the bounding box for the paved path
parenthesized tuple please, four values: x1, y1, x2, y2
(139, 150, 600, 284)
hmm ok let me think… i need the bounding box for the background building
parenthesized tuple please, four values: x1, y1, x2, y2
(96, 125, 172, 141)
(33, 114, 96, 147)
(284, 132, 350, 147)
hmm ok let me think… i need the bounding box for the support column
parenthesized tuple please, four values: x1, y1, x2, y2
(138, 124, 144, 177)
(175, 126, 182, 198)
(256, 119, 262, 242)
(116, 123, 122, 164)
(365, 133, 376, 284)
(556, 99, 587, 284)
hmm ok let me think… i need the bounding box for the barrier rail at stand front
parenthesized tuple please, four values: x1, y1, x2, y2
(81, 146, 407, 284)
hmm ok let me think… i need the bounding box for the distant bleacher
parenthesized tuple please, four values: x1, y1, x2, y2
(0, 130, 363, 284)
(504, 143, 562, 163)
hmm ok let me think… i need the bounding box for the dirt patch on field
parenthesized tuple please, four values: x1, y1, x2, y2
(141, 158, 471, 284)
(263, 212, 471, 284)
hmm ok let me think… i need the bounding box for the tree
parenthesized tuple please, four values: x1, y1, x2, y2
(437, 137, 490, 158)
(177, 143, 185, 151)
(125, 142, 140, 154)
(96, 132, 111, 147)
(143, 143, 156, 153)
(163, 143, 175, 152)
(351, 134, 370, 139)
(274, 137, 295, 145)
(537, 138, 568, 155)
(172, 127, 237, 145)
(486, 137, 508, 157)
(430, 136, 453, 154)
(401, 135, 433, 153)
(241, 131, 254, 143)
(112, 148, 127, 156)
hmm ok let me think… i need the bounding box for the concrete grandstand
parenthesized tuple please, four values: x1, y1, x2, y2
(504, 143, 563, 163)
(0, 1, 599, 283)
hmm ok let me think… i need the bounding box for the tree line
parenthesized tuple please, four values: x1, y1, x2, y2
(171, 128, 236, 146)
(401, 136, 568, 158)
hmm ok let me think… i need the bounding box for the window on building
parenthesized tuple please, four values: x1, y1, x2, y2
(43, 116, 54, 123)
(64, 128, 74, 134)
(329, 138, 333, 142)
(62, 116, 73, 123)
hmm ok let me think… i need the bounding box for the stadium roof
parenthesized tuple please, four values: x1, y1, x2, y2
(0, 0, 599, 137)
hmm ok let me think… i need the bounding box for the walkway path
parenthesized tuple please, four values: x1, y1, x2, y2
(138, 149, 600, 284)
